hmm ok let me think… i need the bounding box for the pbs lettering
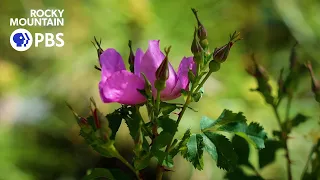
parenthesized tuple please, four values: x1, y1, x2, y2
(35, 33, 64, 47)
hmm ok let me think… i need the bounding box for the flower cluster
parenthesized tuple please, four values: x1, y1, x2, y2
(67, 8, 271, 180)
(98, 40, 195, 105)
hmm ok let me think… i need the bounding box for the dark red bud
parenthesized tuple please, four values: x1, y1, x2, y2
(92, 37, 104, 70)
(246, 54, 269, 81)
(191, 27, 202, 56)
(92, 108, 101, 129)
(92, 37, 103, 59)
(213, 42, 233, 63)
(191, 8, 207, 41)
(289, 44, 299, 71)
(128, 40, 135, 72)
(306, 62, 320, 101)
(156, 46, 171, 81)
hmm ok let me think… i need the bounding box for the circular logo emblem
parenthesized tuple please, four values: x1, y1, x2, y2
(10, 28, 33, 51)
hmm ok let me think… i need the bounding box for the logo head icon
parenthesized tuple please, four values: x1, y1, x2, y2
(10, 28, 33, 51)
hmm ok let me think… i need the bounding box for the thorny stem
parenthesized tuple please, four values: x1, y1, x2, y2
(272, 102, 293, 180)
(100, 145, 141, 180)
(136, 106, 153, 139)
(115, 151, 142, 180)
(156, 77, 200, 180)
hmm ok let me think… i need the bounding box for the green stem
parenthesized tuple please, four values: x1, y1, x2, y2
(136, 106, 153, 138)
(194, 70, 213, 93)
(155, 90, 161, 117)
(301, 144, 316, 179)
(115, 152, 142, 180)
(285, 96, 292, 121)
(155, 69, 213, 179)
(272, 103, 292, 180)
(155, 166, 164, 180)
(272, 105, 282, 129)
(155, 85, 194, 180)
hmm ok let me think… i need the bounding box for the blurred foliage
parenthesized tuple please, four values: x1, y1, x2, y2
(0, 0, 319, 179)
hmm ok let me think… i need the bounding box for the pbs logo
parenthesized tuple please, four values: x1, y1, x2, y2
(10, 28, 33, 51)
(10, 28, 64, 52)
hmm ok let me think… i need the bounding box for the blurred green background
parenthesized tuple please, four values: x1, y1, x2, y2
(0, 0, 320, 179)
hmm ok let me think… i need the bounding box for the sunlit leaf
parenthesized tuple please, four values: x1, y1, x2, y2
(203, 132, 237, 171)
(185, 134, 204, 170)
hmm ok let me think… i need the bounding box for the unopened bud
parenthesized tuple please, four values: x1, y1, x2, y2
(306, 62, 320, 102)
(155, 46, 171, 91)
(213, 31, 241, 63)
(191, 8, 208, 48)
(128, 40, 135, 73)
(213, 42, 232, 63)
(246, 55, 269, 81)
(92, 37, 104, 59)
(141, 73, 152, 97)
(156, 46, 171, 81)
(191, 27, 203, 58)
(289, 43, 298, 71)
(66, 103, 91, 133)
(209, 60, 221, 72)
(92, 37, 104, 70)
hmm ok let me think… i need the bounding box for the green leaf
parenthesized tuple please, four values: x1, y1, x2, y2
(185, 134, 204, 170)
(106, 111, 123, 140)
(203, 132, 237, 171)
(162, 154, 174, 168)
(200, 110, 247, 131)
(153, 150, 166, 164)
(201, 133, 218, 161)
(201, 110, 266, 149)
(291, 113, 308, 127)
(122, 107, 140, 141)
(284, 113, 309, 133)
(82, 168, 130, 180)
(158, 116, 177, 134)
(231, 135, 250, 166)
(134, 152, 152, 170)
(236, 122, 267, 149)
(170, 129, 191, 157)
(160, 102, 178, 115)
(151, 132, 173, 152)
(259, 140, 284, 168)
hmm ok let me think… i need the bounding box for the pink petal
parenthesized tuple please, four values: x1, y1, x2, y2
(177, 56, 196, 90)
(139, 40, 179, 99)
(163, 56, 195, 100)
(99, 49, 126, 79)
(99, 70, 146, 105)
(134, 48, 144, 77)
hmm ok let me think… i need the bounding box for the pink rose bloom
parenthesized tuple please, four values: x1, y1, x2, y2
(99, 40, 195, 105)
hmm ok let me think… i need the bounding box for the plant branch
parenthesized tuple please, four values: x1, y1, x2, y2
(136, 106, 153, 139)
(301, 144, 316, 179)
(194, 70, 213, 93)
(115, 152, 142, 180)
(285, 96, 292, 121)
(272, 102, 293, 180)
